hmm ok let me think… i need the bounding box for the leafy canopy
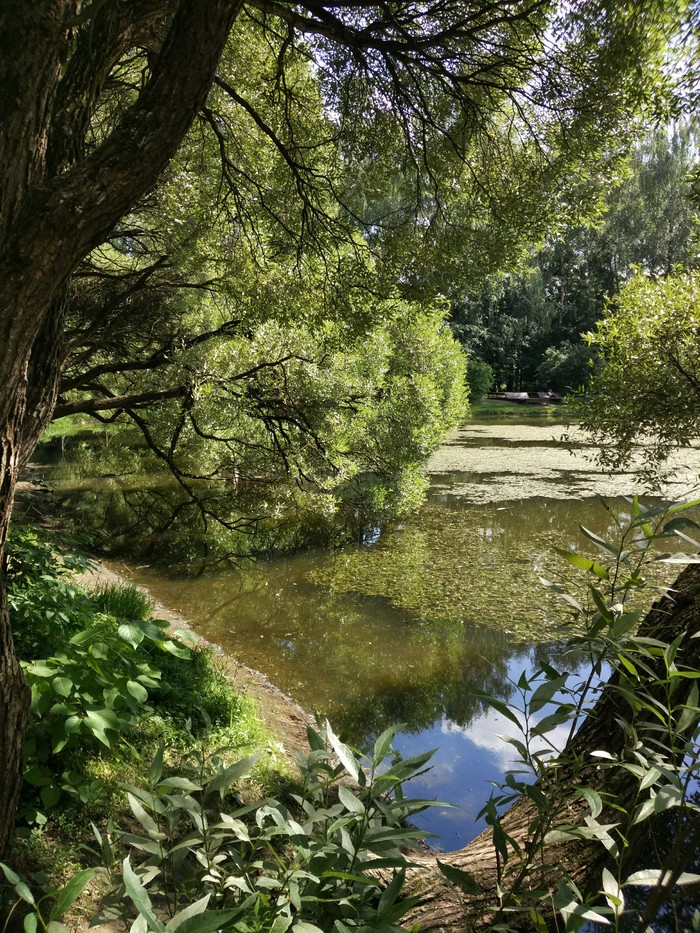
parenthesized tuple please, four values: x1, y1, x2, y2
(578, 272, 700, 473)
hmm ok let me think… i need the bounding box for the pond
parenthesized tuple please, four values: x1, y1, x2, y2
(53, 419, 697, 851)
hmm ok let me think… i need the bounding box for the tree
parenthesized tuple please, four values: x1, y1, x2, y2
(535, 342, 598, 394)
(577, 271, 700, 474)
(0, 0, 690, 858)
(452, 119, 700, 390)
(465, 356, 494, 402)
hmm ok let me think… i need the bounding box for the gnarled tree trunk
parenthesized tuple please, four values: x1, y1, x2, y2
(0, 0, 244, 859)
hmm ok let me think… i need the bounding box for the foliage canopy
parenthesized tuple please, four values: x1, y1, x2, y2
(578, 272, 700, 475)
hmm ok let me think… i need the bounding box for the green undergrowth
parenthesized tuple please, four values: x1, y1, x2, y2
(1, 526, 442, 933)
(38, 414, 119, 445)
(2, 523, 286, 925)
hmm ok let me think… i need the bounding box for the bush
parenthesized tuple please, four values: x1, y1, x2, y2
(465, 355, 494, 401)
(95, 720, 439, 932)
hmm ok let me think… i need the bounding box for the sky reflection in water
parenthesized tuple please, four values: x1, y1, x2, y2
(113, 423, 700, 850)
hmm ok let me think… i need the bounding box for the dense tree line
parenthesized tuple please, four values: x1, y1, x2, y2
(452, 120, 700, 392)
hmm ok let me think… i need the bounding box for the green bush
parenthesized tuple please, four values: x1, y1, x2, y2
(91, 582, 154, 622)
(95, 720, 440, 932)
(465, 355, 494, 401)
(7, 525, 94, 659)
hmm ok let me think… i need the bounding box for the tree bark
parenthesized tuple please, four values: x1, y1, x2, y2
(401, 564, 700, 931)
(0, 0, 245, 859)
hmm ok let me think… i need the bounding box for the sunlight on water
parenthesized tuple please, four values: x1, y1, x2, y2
(108, 422, 700, 849)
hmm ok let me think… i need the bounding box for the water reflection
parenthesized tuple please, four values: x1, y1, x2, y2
(37, 421, 700, 850)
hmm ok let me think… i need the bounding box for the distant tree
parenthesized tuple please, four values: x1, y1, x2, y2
(466, 357, 494, 402)
(535, 342, 599, 394)
(576, 271, 700, 473)
(452, 120, 700, 389)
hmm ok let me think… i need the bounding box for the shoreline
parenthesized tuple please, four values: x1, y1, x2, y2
(78, 556, 314, 762)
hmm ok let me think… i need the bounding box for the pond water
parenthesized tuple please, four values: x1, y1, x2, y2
(72, 420, 700, 851)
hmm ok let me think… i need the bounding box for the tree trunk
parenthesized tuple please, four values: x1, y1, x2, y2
(402, 564, 700, 931)
(0, 392, 32, 857)
(0, 0, 245, 860)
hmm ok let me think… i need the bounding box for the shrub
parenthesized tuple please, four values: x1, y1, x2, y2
(95, 720, 440, 932)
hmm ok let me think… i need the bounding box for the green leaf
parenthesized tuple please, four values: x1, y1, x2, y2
(667, 497, 700, 514)
(128, 793, 160, 836)
(269, 917, 292, 933)
(531, 707, 572, 738)
(122, 857, 165, 933)
(149, 744, 164, 784)
(639, 767, 662, 792)
(624, 868, 664, 886)
(438, 860, 482, 894)
(165, 894, 210, 930)
(677, 682, 700, 734)
(579, 526, 620, 557)
(377, 867, 405, 909)
(23, 914, 38, 933)
(206, 754, 260, 796)
(555, 547, 609, 581)
(0, 863, 20, 885)
(157, 776, 201, 792)
(118, 623, 145, 648)
(160, 639, 191, 660)
(51, 676, 72, 698)
(41, 785, 62, 809)
(373, 723, 403, 764)
(577, 787, 603, 819)
(320, 871, 380, 886)
(602, 868, 624, 911)
(50, 870, 95, 920)
(26, 662, 55, 678)
(11, 877, 35, 905)
(466, 687, 523, 730)
(589, 586, 612, 621)
(324, 720, 360, 782)
(338, 784, 365, 814)
(126, 680, 149, 703)
(24, 764, 52, 787)
(530, 673, 569, 713)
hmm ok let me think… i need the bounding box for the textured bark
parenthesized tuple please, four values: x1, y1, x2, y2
(0, 385, 32, 857)
(401, 565, 700, 931)
(0, 0, 244, 859)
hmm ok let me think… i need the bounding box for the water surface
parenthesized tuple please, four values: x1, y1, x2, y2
(110, 423, 700, 850)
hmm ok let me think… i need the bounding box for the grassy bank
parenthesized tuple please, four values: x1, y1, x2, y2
(1, 524, 287, 928)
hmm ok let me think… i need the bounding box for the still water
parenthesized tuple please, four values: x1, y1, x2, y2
(97, 421, 700, 851)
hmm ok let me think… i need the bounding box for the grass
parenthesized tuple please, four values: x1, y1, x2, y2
(90, 580, 155, 620)
(39, 414, 113, 443)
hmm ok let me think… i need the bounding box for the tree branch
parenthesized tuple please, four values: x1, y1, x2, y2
(54, 385, 187, 418)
